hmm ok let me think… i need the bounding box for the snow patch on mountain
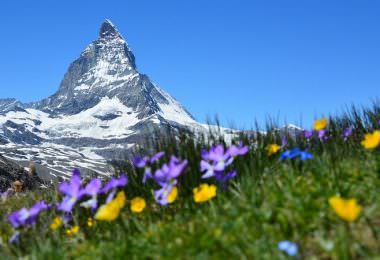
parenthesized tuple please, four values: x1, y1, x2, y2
(0, 19, 243, 181)
(155, 86, 197, 125)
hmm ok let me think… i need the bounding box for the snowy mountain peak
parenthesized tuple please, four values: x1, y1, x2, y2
(0, 20, 209, 180)
(99, 19, 122, 39)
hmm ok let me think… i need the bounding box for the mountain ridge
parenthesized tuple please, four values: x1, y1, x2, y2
(0, 20, 214, 181)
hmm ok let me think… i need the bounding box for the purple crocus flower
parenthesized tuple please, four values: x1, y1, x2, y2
(57, 169, 84, 212)
(101, 174, 128, 203)
(8, 201, 48, 228)
(80, 178, 102, 210)
(133, 152, 165, 183)
(280, 148, 312, 161)
(342, 126, 353, 141)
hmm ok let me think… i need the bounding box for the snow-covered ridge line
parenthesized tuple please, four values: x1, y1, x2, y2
(0, 19, 240, 180)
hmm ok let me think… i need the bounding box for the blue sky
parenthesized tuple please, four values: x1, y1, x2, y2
(0, 0, 379, 129)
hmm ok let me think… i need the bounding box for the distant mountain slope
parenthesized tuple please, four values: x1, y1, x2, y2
(0, 20, 218, 180)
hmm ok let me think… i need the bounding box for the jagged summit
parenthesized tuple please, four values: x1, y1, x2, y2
(0, 20, 202, 179)
(99, 19, 122, 39)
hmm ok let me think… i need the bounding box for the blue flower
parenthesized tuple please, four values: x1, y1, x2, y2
(278, 240, 298, 256)
(280, 148, 312, 161)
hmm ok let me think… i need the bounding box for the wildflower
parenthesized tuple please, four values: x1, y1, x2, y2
(193, 184, 217, 203)
(131, 197, 146, 213)
(80, 178, 102, 210)
(342, 126, 354, 141)
(215, 170, 237, 189)
(66, 225, 79, 236)
(50, 217, 63, 230)
(200, 144, 248, 188)
(167, 186, 178, 203)
(113, 190, 127, 208)
(361, 130, 380, 149)
(62, 214, 73, 224)
(227, 142, 249, 157)
(94, 191, 126, 221)
(317, 129, 327, 141)
(154, 156, 188, 186)
(201, 145, 234, 175)
(314, 118, 328, 131)
(281, 136, 288, 148)
(133, 152, 165, 183)
(317, 129, 330, 142)
(266, 144, 281, 156)
(155, 185, 178, 205)
(329, 196, 362, 222)
(101, 174, 128, 203)
(87, 218, 93, 227)
(57, 169, 84, 212)
(304, 130, 313, 139)
(1, 189, 14, 201)
(8, 201, 48, 228)
(278, 241, 298, 256)
(200, 160, 217, 179)
(153, 156, 187, 206)
(280, 148, 312, 161)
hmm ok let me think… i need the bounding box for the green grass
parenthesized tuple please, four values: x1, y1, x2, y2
(0, 103, 380, 259)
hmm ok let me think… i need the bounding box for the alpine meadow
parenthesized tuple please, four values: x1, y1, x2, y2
(1, 2, 380, 259)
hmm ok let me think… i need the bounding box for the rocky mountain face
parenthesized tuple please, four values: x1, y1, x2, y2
(0, 155, 43, 192)
(0, 20, 210, 181)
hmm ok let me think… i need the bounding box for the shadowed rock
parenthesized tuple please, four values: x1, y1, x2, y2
(0, 155, 43, 193)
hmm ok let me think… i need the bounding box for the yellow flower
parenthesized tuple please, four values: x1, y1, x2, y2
(329, 196, 362, 222)
(50, 217, 63, 230)
(361, 130, 380, 149)
(87, 218, 93, 227)
(266, 144, 281, 156)
(193, 184, 217, 203)
(131, 197, 146, 213)
(66, 226, 80, 236)
(114, 191, 127, 208)
(94, 191, 126, 222)
(313, 118, 328, 131)
(167, 186, 178, 204)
